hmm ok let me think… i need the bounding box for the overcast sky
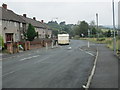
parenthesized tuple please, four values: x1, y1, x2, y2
(0, 0, 119, 26)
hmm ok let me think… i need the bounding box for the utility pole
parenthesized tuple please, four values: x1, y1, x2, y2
(88, 29, 90, 48)
(112, 0, 116, 55)
(96, 13, 99, 40)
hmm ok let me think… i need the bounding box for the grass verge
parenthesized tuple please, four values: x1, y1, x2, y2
(77, 37, 119, 55)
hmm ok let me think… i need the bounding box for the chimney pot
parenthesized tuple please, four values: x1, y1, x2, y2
(2, 3, 7, 9)
(41, 20, 44, 23)
(23, 14, 27, 17)
(33, 17, 36, 20)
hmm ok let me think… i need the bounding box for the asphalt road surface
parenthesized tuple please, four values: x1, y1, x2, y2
(2, 40, 96, 88)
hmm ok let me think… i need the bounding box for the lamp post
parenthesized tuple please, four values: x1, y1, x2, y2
(112, 0, 116, 55)
(96, 13, 99, 40)
(88, 29, 90, 48)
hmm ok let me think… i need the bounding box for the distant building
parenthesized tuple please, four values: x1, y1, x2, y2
(20, 15, 52, 39)
(40, 20, 52, 38)
(20, 14, 46, 39)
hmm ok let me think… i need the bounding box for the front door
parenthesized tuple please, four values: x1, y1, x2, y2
(6, 33, 13, 43)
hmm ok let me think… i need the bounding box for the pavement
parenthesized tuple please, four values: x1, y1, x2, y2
(90, 44, 119, 88)
(2, 40, 96, 88)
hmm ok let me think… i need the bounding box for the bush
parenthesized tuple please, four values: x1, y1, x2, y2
(97, 38, 105, 41)
(26, 24, 36, 41)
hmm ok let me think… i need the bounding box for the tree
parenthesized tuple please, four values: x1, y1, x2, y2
(74, 21, 89, 37)
(92, 27, 97, 35)
(90, 20, 95, 27)
(60, 21, 66, 25)
(89, 21, 97, 36)
(26, 24, 36, 41)
(107, 30, 111, 37)
(47, 21, 73, 37)
(59, 31, 67, 34)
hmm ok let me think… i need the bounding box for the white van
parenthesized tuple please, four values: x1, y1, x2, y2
(58, 34, 70, 45)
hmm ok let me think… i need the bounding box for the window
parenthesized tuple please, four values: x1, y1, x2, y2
(14, 22, 17, 27)
(20, 23, 22, 27)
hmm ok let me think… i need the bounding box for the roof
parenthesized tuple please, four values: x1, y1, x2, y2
(42, 23, 52, 30)
(0, 7, 25, 23)
(0, 6, 52, 30)
(20, 16, 45, 28)
(58, 34, 69, 36)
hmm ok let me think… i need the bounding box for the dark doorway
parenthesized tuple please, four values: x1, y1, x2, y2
(5, 33, 13, 42)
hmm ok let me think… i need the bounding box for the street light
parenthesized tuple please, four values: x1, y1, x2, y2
(96, 13, 99, 40)
(88, 29, 90, 48)
(112, 0, 117, 55)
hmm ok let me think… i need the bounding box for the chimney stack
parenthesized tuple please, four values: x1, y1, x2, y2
(41, 20, 44, 23)
(23, 14, 27, 18)
(33, 17, 36, 20)
(2, 3, 7, 9)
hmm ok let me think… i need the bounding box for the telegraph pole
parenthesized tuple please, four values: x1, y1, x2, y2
(96, 13, 99, 40)
(112, 0, 116, 55)
(88, 29, 90, 48)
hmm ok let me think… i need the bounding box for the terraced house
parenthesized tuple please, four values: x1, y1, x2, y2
(20, 15, 47, 39)
(0, 4, 26, 43)
(0, 3, 52, 44)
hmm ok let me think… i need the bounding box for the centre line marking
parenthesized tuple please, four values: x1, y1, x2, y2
(34, 55, 53, 64)
(19, 55, 40, 61)
(2, 71, 15, 77)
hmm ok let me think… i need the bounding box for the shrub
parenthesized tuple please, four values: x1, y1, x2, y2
(97, 38, 105, 41)
(26, 24, 36, 41)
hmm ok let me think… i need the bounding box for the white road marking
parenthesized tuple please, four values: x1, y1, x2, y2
(85, 51, 95, 56)
(79, 48, 95, 56)
(2, 71, 15, 77)
(19, 55, 40, 61)
(79, 48, 84, 51)
(34, 56, 50, 64)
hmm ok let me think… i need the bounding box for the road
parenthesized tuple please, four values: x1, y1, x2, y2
(2, 40, 96, 88)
